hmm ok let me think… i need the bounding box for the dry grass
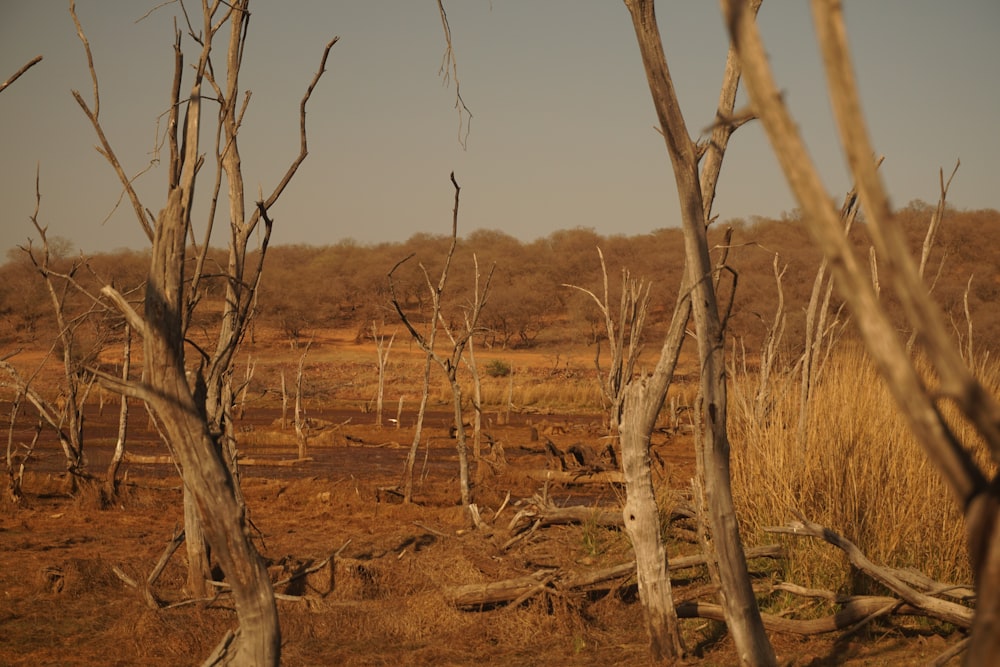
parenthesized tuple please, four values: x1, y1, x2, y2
(1, 326, 979, 664)
(729, 343, 996, 594)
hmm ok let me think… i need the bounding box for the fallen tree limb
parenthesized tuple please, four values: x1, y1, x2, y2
(447, 570, 554, 608)
(123, 452, 313, 467)
(446, 544, 783, 608)
(507, 499, 694, 535)
(766, 516, 973, 628)
(522, 469, 624, 485)
(676, 597, 920, 635)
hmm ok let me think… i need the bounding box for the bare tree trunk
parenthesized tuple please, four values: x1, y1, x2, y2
(464, 327, 485, 484)
(623, 1, 775, 664)
(71, 1, 336, 657)
(450, 378, 471, 506)
(183, 484, 212, 598)
(104, 323, 131, 500)
(372, 322, 394, 429)
(797, 190, 859, 445)
(402, 352, 433, 503)
(143, 188, 279, 663)
(4, 388, 31, 506)
(620, 379, 684, 660)
(280, 370, 288, 430)
(23, 186, 96, 489)
(294, 342, 311, 460)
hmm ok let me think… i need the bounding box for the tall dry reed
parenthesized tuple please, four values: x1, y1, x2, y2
(729, 343, 995, 593)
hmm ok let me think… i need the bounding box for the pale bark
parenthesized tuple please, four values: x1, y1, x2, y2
(71, 1, 336, 660)
(104, 324, 131, 499)
(143, 188, 279, 663)
(402, 352, 433, 504)
(620, 379, 683, 660)
(623, 0, 774, 664)
(371, 322, 394, 429)
(294, 342, 311, 460)
(446, 544, 783, 609)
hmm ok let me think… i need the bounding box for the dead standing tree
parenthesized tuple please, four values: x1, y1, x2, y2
(565, 247, 652, 437)
(620, 0, 774, 663)
(389, 173, 494, 513)
(71, 1, 336, 662)
(371, 321, 395, 429)
(17, 188, 103, 491)
(725, 1, 1000, 661)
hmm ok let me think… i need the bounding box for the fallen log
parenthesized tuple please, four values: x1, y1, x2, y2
(447, 570, 554, 608)
(122, 452, 313, 467)
(446, 544, 783, 608)
(766, 516, 973, 629)
(522, 469, 624, 485)
(676, 597, 923, 635)
(123, 452, 174, 465)
(507, 501, 696, 535)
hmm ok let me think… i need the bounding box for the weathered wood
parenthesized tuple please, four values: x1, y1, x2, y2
(446, 544, 784, 608)
(676, 597, 917, 636)
(619, 379, 683, 660)
(522, 469, 624, 485)
(507, 505, 623, 535)
(623, 0, 774, 664)
(447, 570, 553, 608)
(767, 517, 973, 628)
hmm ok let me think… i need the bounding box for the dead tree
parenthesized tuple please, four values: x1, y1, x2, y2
(460, 313, 487, 480)
(565, 247, 651, 437)
(622, 0, 774, 664)
(71, 1, 336, 662)
(294, 341, 312, 460)
(796, 188, 860, 445)
(389, 173, 494, 511)
(103, 323, 131, 499)
(371, 321, 395, 429)
(724, 0, 1000, 662)
(3, 362, 36, 506)
(18, 188, 106, 490)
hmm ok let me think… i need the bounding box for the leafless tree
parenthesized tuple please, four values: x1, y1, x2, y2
(389, 173, 494, 512)
(621, 0, 774, 663)
(371, 321, 395, 429)
(70, 1, 336, 661)
(566, 248, 651, 437)
(294, 340, 312, 460)
(724, 0, 1000, 661)
(13, 180, 108, 491)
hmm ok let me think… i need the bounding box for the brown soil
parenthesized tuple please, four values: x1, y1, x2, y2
(0, 337, 965, 665)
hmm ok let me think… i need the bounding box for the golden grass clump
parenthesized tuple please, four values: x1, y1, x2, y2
(729, 344, 996, 593)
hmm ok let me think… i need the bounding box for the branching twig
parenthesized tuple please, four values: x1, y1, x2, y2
(0, 55, 43, 95)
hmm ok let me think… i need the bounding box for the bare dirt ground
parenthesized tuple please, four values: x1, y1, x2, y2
(0, 338, 965, 665)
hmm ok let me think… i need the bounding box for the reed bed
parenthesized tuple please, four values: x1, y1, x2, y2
(728, 343, 996, 593)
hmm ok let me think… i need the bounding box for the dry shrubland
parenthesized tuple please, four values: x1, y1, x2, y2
(2, 207, 996, 663)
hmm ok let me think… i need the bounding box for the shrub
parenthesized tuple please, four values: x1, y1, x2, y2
(484, 359, 512, 378)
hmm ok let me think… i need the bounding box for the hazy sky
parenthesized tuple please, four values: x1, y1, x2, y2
(1, 2, 998, 256)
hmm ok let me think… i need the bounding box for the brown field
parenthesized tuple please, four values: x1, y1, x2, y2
(0, 330, 969, 665)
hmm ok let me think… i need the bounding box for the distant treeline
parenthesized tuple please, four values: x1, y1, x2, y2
(3, 202, 998, 359)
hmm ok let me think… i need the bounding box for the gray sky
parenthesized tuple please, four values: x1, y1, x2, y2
(1, 1, 998, 256)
